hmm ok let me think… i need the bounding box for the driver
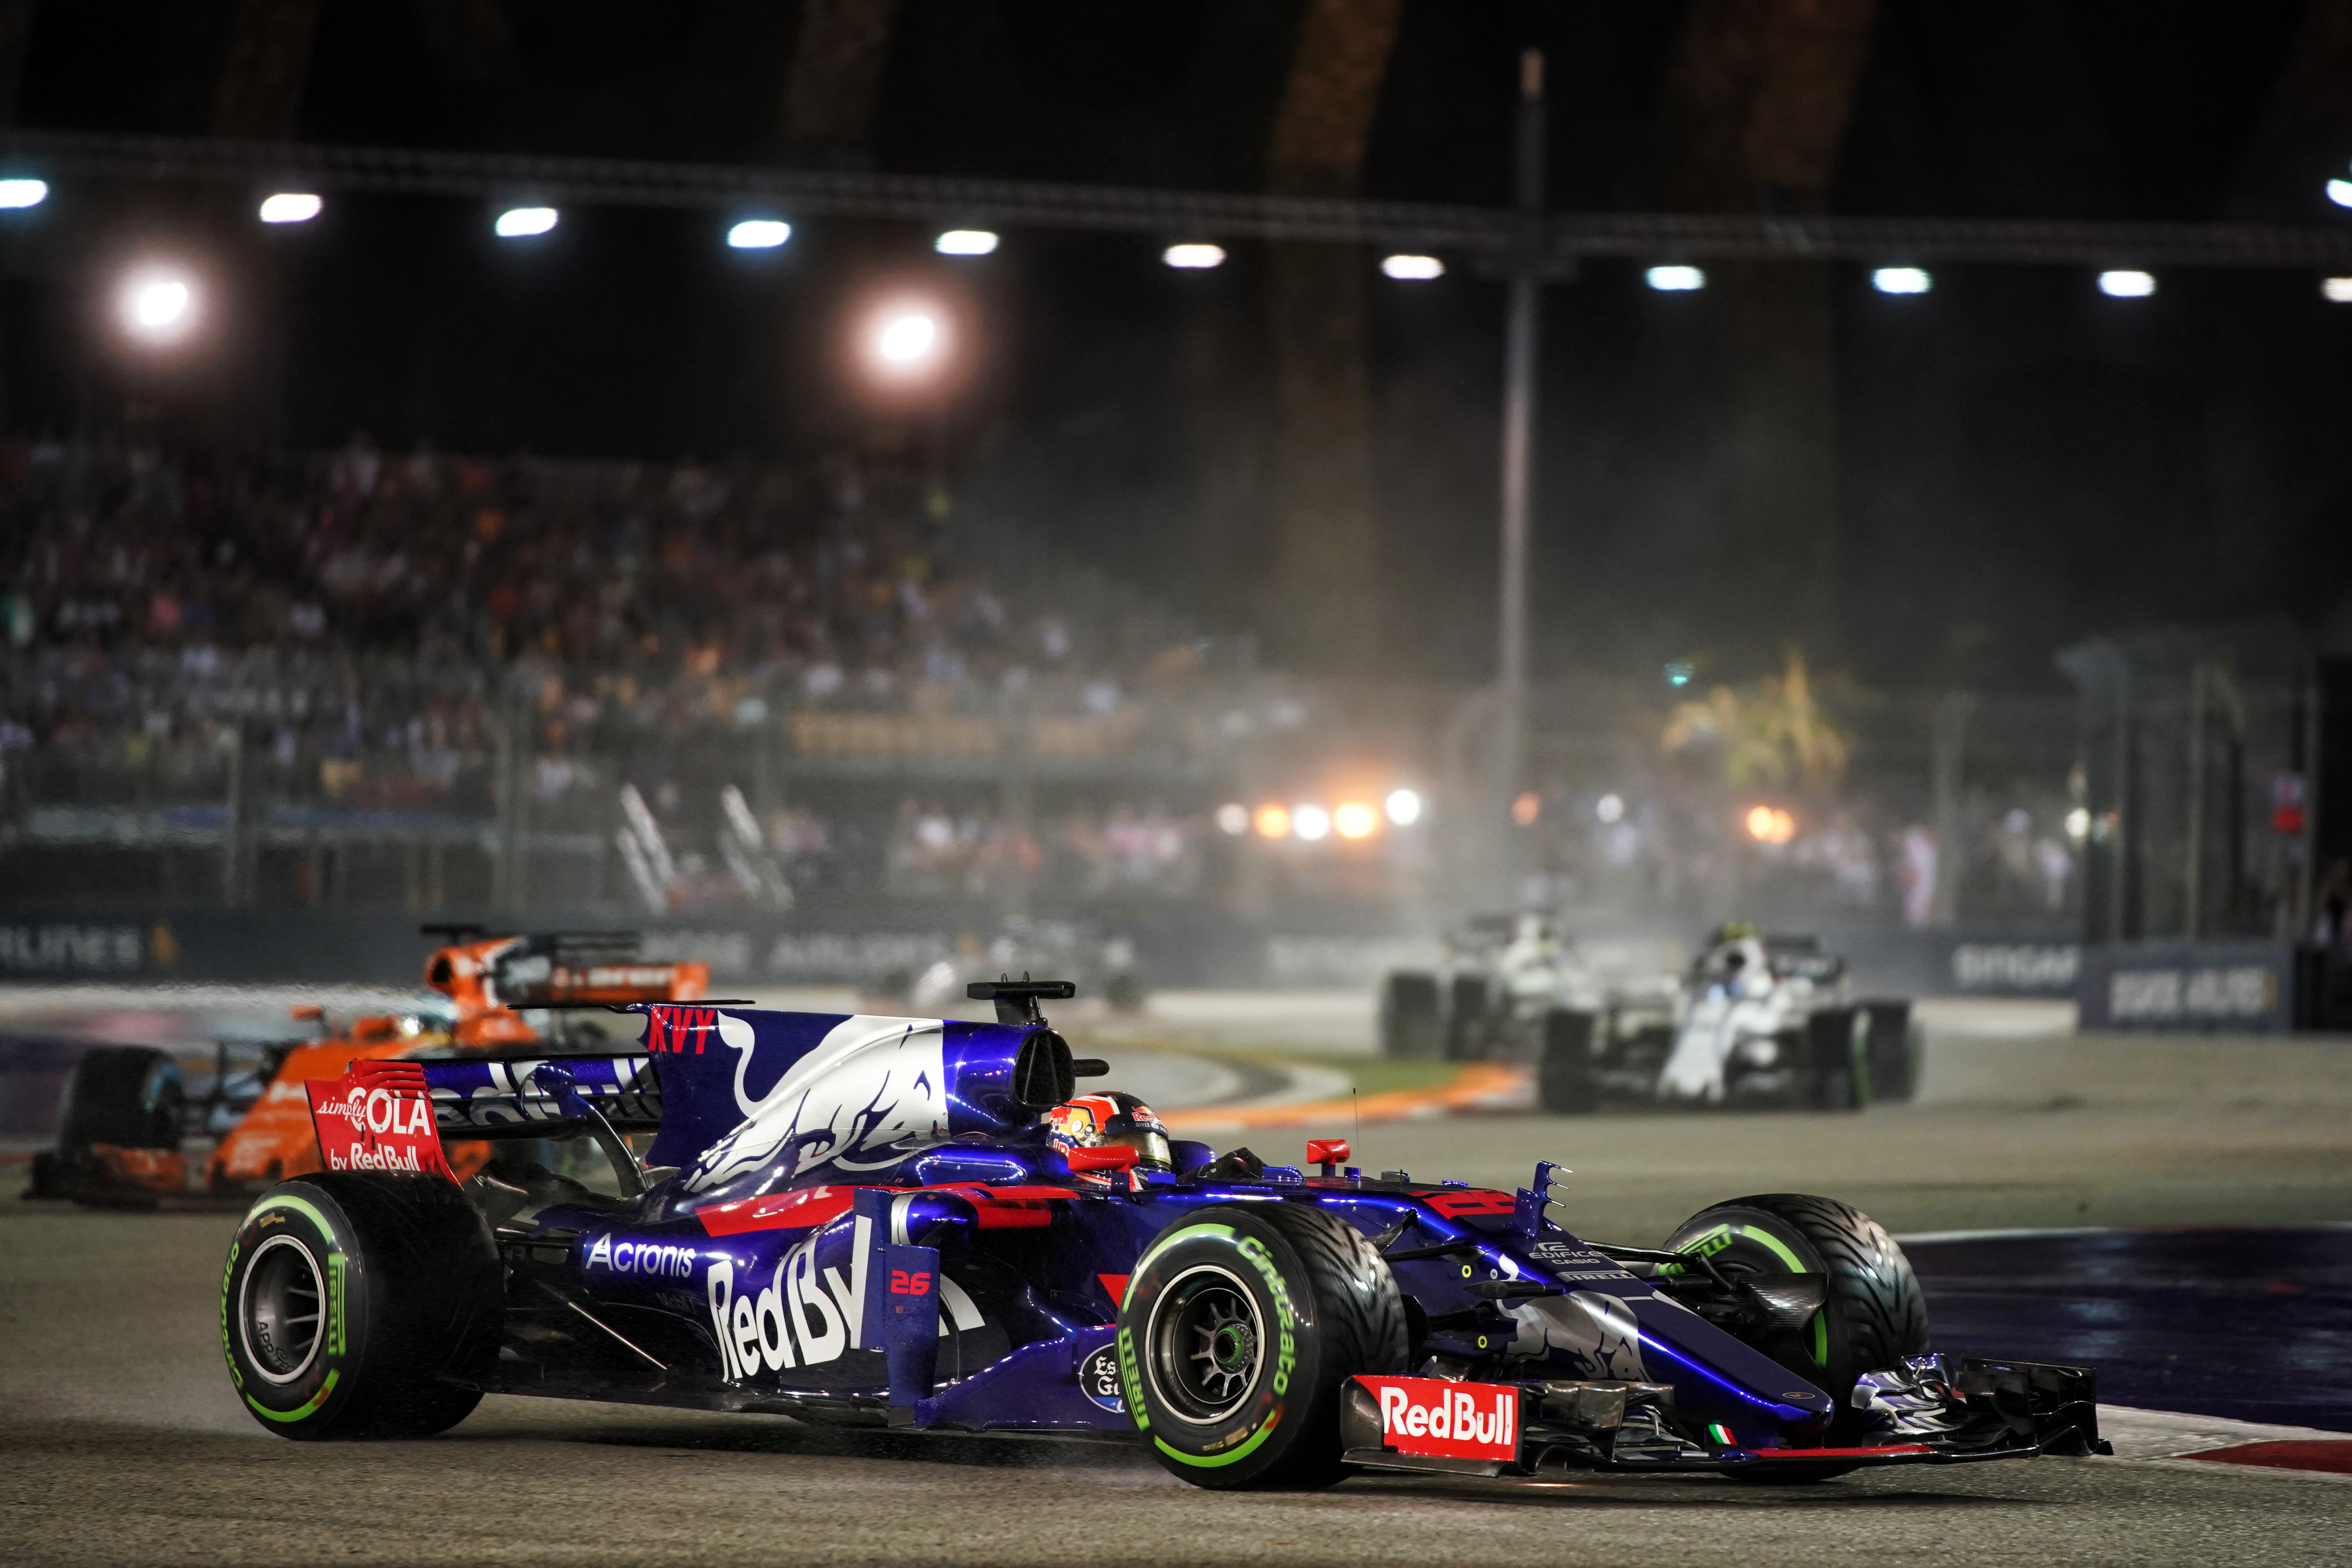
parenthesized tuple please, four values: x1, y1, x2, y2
(1659, 922, 1777, 1102)
(1698, 922, 1773, 999)
(1045, 1092, 1174, 1184)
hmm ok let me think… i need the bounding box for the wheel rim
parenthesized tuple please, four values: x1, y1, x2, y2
(1144, 1263, 1267, 1423)
(239, 1234, 326, 1385)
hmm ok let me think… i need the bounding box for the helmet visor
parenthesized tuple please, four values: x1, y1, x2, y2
(1102, 1128, 1172, 1172)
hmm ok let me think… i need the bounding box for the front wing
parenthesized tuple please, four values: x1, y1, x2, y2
(1340, 1356, 2106, 1478)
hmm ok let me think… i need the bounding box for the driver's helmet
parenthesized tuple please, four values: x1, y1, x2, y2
(1045, 1092, 1173, 1173)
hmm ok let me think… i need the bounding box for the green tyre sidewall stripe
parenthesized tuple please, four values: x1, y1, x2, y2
(225, 1184, 359, 1432)
(1678, 1216, 1828, 1371)
(1154, 1419, 1277, 1469)
(247, 1368, 340, 1422)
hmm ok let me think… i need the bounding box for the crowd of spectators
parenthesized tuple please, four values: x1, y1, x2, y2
(1510, 780, 2081, 931)
(1, 432, 1094, 728)
(877, 799, 1202, 899)
(0, 434, 1135, 802)
(0, 435, 2090, 921)
(0, 434, 1223, 902)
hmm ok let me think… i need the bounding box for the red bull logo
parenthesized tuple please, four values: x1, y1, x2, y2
(1357, 1375, 1519, 1461)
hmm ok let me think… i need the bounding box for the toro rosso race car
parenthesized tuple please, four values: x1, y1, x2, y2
(220, 980, 2103, 1489)
(31, 926, 704, 1204)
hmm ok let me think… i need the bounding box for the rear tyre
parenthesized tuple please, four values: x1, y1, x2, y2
(1666, 1192, 1929, 1471)
(1860, 1000, 1918, 1103)
(1804, 1009, 1867, 1111)
(222, 1173, 501, 1440)
(1378, 972, 1441, 1059)
(1444, 975, 1489, 1060)
(49, 1045, 184, 1198)
(59, 1044, 184, 1152)
(1537, 1008, 1600, 1113)
(1121, 1203, 1408, 1490)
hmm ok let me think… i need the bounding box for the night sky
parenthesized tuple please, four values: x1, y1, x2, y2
(5, 0, 2351, 693)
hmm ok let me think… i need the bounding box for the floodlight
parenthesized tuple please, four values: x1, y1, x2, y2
(728, 219, 791, 249)
(2323, 278, 2352, 304)
(495, 207, 558, 238)
(1596, 793, 1625, 824)
(873, 309, 941, 370)
(1381, 254, 1444, 281)
(119, 270, 196, 343)
(1253, 803, 1292, 839)
(1333, 802, 1380, 839)
(2329, 179, 2352, 210)
(2098, 269, 2156, 298)
(1383, 788, 1423, 827)
(1873, 267, 1931, 294)
(258, 192, 321, 224)
(1292, 804, 1331, 842)
(936, 229, 998, 256)
(0, 178, 49, 209)
(1646, 265, 1705, 292)
(1163, 243, 1225, 270)
(1215, 803, 1250, 836)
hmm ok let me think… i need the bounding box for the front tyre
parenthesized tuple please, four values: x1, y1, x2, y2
(1666, 1192, 1929, 1463)
(222, 1174, 501, 1440)
(1120, 1204, 1407, 1490)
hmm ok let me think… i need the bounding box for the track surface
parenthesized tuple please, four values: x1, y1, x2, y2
(1912, 1227, 2352, 1431)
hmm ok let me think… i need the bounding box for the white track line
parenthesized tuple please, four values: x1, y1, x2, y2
(1896, 1222, 2352, 1245)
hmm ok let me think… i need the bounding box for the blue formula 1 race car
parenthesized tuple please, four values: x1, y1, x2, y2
(218, 980, 2105, 1488)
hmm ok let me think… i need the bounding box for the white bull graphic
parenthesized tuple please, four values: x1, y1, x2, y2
(684, 1013, 949, 1193)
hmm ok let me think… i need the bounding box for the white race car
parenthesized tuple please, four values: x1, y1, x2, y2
(1538, 927, 1918, 1114)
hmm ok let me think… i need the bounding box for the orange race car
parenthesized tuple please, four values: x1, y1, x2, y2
(27, 927, 708, 1204)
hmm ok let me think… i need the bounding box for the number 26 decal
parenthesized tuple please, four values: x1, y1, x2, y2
(889, 1269, 933, 1296)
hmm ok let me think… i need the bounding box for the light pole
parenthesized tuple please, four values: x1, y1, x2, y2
(1492, 48, 1548, 899)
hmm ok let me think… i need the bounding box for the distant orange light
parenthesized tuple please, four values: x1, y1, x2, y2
(1254, 803, 1292, 839)
(1333, 801, 1380, 839)
(1511, 792, 1541, 826)
(1745, 805, 1797, 845)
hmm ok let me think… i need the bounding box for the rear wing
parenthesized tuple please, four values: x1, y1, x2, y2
(305, 1060, 458, 1181)
(420, 1052, 662, 1136)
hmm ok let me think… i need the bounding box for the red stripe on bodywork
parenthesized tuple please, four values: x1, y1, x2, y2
(694, 1182, 1074, 1236)
(696, 1185, 855, 1237)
